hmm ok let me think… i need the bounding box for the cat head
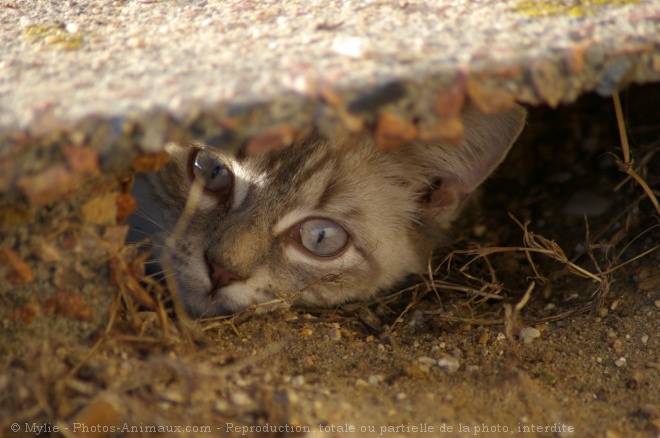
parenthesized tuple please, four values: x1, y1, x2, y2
(132, 106, 526, 317)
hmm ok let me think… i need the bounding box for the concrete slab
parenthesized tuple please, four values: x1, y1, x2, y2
(1, 0, 660, 192)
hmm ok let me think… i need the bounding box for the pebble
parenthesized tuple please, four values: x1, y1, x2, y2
(213, 400, 229, 412)
(614, 357, 626, 367)
(66, 23, 80, 34)
(519, 327, 541, 344)
(284, 390, 299, 404)
(641, 335, 649, 345)
(472, 224, 487, 237)
(563, 190, 612, 217)
(368, 375, 384, 385)
(331, 36, 367, 58)
(417, 356, 437, 365)
(328, 328, 341, 341)
(299, 327, 313, 336)
(19, 17, 34, 28)
(436, 355, 460, 373)
(229, 391, 251, 407)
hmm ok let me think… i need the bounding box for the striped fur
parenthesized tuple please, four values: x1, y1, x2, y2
(129, 106, 525, 317)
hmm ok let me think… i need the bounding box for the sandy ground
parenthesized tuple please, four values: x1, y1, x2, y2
(1, 85, 659, 438)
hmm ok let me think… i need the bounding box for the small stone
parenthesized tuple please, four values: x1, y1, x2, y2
(472, 224, 487, 238)
(614, 357, 626, 368)
(654, 300, 660, 309)
(641, 335, 649, 345)
(20, 17, 35, 28)
(66, 23, 80, 34)
(519, 327, 541, 344)
(299, 327, 313, 336)
(436, 354, 460, 373)
(160, 389, 185, 403)
(611, 339, 624, 354)
(283, 389, 298, 404)
(331, 36, 367, 58)
(214, 400, 229, 412)
(375, 113, 417, 150)
(433, 78, 466, 117)
(637, 277, 660, 291)
(368, 375, 384, 386)
(44, 34, 60, 45)
(328, 328, 341, 341)
(496, 333, 506, 341)
(244, 126, 299, 155)
(404, 366, 427, 380)
(70, 400, 118, 435)
(355, 379, 369, 387)
(530, 59, 564, 107)
(417, 356, 437, 365)
(466, 79, 515, 113)
(229, 391, 251, 407)
(564, 190, 611, 217)
(301, 355, 315, 368)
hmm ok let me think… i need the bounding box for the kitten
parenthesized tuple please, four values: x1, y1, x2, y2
(128, 107, 526, 317)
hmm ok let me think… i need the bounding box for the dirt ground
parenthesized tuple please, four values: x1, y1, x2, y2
(1, 84, 659, 438)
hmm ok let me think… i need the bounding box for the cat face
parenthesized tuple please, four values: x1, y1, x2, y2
(129, 107, 526, 317)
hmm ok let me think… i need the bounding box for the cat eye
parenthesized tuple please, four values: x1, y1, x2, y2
(297, 218, 348, 257)
(192, 148, 233, 193)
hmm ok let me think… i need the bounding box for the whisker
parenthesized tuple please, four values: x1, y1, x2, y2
(126, 228, 158, 238)
(143, 271, 176, 283)
(133, 208, 173, 236)
(124, 240, 166, 249)
(142, 270, 165, 279)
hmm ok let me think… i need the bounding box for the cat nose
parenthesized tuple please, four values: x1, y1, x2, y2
(208, 261, 242, 288)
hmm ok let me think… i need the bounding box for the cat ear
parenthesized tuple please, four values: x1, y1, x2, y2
(419, 105, 526, 216)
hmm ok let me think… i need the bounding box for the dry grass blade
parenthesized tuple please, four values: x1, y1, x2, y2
(508, 214, 602, 282)
(613, 91, 660, 217)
